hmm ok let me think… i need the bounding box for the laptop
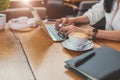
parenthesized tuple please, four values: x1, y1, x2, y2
(28, 6, 67, 41)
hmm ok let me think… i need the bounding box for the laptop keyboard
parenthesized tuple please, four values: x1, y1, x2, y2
(45, 25, 68, 41)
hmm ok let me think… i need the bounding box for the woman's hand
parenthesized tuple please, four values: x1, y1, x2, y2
(58, 25, 90, 36)
(55, 17, 75, 30)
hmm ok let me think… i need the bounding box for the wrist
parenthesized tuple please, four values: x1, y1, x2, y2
(78, 28, 89, 35)
(92, 28, 98, 39)
(87, 28, 98, 39)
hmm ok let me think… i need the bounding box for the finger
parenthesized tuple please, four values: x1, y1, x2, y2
(61, 18, 68, 26)
(58, 27, 68, 34)
(58, 27, 64, 34)
(66, 30, 72, 35)
(55, 18, 63, 28)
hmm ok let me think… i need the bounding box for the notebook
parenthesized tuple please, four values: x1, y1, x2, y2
(65, 46, 120, 80)
(28, 6, 66, 41)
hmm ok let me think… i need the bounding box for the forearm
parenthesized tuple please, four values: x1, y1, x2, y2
(88, 29, 120, 41)
(95, 30, 120, 41)
(77, 28, 120, 41)
(72, 15, 90, 24)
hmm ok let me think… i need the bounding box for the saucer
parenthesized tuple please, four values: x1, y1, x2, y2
(8, 17, 37, 30)
(61, 39, 94, 51)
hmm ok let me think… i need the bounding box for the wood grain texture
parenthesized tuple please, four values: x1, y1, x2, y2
(94, 39, 120, 51)
(64, 0, 97, 2)
(1, 23, 118, 80)
(0, 25, 34, 80)
(15, 27, 84, 80)
(14, 24, 102, 80)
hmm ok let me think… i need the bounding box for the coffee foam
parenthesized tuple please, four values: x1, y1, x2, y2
(70, 32, 88, 38)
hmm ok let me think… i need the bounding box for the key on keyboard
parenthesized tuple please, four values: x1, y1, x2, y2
(45, 25, 68, 41)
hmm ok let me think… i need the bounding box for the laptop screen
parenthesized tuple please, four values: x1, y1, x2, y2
(28, 5, 66, 41)
(27, 5, 46, 28)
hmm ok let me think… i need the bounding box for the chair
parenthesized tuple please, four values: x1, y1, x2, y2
(0, 0, 46, 22)
(46, 0, 65, 19)
(77, 1, 98, 16)
(1, 7, 46, 22)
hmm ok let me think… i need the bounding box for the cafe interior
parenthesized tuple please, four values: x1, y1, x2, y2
(1, 0, 105, 29)
(2, 0, 98, 20)
(0, 0, 120, 80)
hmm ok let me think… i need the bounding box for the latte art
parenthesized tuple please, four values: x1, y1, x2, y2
(70, 32, 88, 39)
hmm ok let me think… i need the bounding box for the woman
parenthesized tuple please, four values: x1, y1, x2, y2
(55, 0, 120, 41)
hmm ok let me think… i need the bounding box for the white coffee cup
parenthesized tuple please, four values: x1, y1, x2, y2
(0, 14, 6, 30)
(68, 32, 89, 48)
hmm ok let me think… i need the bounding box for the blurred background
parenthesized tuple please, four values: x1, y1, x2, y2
(1, 0, 98, 20)
(0, 0, 105, 29)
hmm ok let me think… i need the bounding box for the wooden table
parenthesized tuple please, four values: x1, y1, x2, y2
(0, 25, 34, 80)
(0, 24, 120, 80)
(64, 0, 97, 2)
